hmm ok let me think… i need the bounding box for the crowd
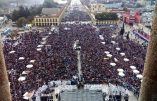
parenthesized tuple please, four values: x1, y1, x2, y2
(62, 9, 91, 22)
(3, 6, 146, 101)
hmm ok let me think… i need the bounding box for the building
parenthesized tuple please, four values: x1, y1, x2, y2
(34, 7, 67, 27)
(0, 16, 8, 28)
(122, 11, 141, 24)
(90, 3, 108, 13)
(92, 12, 119, 25)
(94, 20, 119, 25)
(60, 89, 104, 101)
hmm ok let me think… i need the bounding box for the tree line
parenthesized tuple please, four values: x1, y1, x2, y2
(95, 12, 118, 21)
(11, 0, 58, 27)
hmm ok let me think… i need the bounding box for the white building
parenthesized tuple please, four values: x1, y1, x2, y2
(0, 16, 8, 28)
(90, 3, 108, 13)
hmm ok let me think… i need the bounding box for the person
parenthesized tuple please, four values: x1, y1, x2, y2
(124, 94, 129, 101)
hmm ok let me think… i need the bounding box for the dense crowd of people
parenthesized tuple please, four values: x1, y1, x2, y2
(62, 7, 91, 22)
(3, 4, 147, 101)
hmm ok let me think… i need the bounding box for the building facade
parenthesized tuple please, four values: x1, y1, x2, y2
(34, 7, 67, 27)
(0, 16, 8, 28)
(34, 16, 59, 26)
(90, 4, 108, 13)
(93, 20, 119, 25)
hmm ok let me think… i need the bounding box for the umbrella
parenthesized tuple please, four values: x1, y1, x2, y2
(37, 48, 42, 51)
(19, 57, 25, 60)
(99, 35, 104, 40)
(107, 54, 112, 58)
(30, 60, 36, 63)
(9, 50, 16, 54)
(118, 72, 125, 77)
(110, 63, 116, 66)
(111, 41, 116, 44)
(116, 48, 120, 51)
(26, 64, 33, 68)
(136, 74, 143, 79)
(133, 70, 140, 74)
(37, 45, 44, 48)
(41, 41, 46, 45)
(18, 76, 26, 81)
(124, 58, 129, 62)
(130, 66, 136, 70)
(117, 68, 124, 72)
(120, 53, 125, 56)
(104, 51, 110, 54)
(101, 42, 106, 45)
(22, 71, 30, 75)
(42, 37, 47, 41)
(114, 58, 118, 62)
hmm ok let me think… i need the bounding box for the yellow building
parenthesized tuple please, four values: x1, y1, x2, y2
(90, 3, 108, 14)
(92, 12, 119, 25)
(94, 20, 119, 25)
(34, 7, 66, 27)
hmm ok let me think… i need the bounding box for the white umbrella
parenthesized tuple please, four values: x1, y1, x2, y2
(136, 74, 143, 79)
(116, 48, 120, 51)
(30, 60, 35, 63)
(117, 68, 124, 72)
(26, 64, 33, 68)
(114, 58, 118, 62)
(124, 58, 129, 62)
(37, 48, 42, 51)
(111, 41, 116, 44)
(19, 57, 25, 60)
(104, 51, 110, 54)
(42, 37, 47, 41)
(107, 54, 112, 58)
(110, 63, 116, 66)
(22, 71, 30, 75)
(37, 45, 44, 48)
(118, 72, 125, 77)
(101, 42, 105, 45)
(104, 57, 109, 60)
(133, 70, 140, 74)
(18, 76, 26, 81)
(130, 66, 136, 70)
(120, 53, 125, 56)
(41, 41, 46, 45)
(99, 35, 104, 40)
(9, 50, 16, 54)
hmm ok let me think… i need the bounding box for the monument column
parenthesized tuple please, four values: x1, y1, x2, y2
(139, 2, 157, 101)
(0, 36, 12, 101)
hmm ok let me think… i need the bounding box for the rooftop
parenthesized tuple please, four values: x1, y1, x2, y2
(60, 89, 104, 101)
(41, 8, 61, 17)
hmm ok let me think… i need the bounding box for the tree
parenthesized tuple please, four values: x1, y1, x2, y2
(95, 12, 118, 21)
(12, 10, 20, 21)
(43, 0, 58, 8)
(123, 7, 128, 12)
(16, 17, 27, 27)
